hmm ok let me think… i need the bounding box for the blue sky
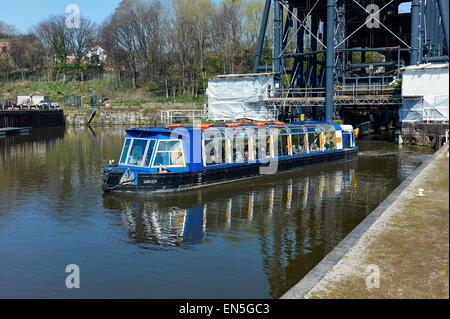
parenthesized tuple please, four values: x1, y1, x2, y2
(0, 0, 123, 33)
(2, 0, 412, 34)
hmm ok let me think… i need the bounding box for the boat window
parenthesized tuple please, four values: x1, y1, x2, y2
(290, 127, 308, 154)
(230, 129, 250, 163)
(119, 138, 132, 164)
(203, 130, 227, 166)
(323, 128, 336, 151)
(272, 128, 290, 156)
(126, 139, 148, 166)
(153, 140, 185, 167)
(143, 140, 156, 167)
(343, 131, 351, 148)
(306, 127, 321, 152)
(253, 128, 272, 160)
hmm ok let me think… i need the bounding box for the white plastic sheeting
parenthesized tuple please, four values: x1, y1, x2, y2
(400, 63, 449, 122)
(206, 73, 275, 121)
(399, 97, 450, 122)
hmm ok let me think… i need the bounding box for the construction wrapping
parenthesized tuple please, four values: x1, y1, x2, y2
(206, 73, 275, 121)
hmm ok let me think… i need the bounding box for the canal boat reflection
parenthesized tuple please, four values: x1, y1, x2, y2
(102, 164, 359, 249)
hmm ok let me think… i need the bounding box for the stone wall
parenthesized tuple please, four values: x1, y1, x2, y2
(64, 108, 162, 126)
(401, 122, 449, 148)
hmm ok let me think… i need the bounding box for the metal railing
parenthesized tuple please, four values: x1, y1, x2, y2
(0, 104, 61, 111)
(268, 87, 326, 98)
(268, 76, 399, 99)
(338, 75, 398, 96)
(335, 84, 398, 96)
(160, 109, 207, 124)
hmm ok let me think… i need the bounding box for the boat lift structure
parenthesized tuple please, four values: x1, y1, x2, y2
(253, 0, 449, 123)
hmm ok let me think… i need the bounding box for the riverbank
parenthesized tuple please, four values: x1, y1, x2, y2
(0, 79, 205, 107)
(282, 143, 449, 299)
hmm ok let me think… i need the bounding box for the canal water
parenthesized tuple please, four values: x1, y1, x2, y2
(0, 126, 433, 298)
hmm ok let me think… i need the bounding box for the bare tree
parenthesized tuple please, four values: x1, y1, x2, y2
(9, 34, 45, 81)
(35, 15, 70, 83)
(212, 0, 244, 74)
(67, 16, 97, 70)
(0, 21, 17, 36)
(0, 52, 15, 75)
(243, 0, 265, 51)
(190, 0, 213, 96)
(100, 0, 166, 89)
(100, 16, 126, 86)
(21, 0, 265, 96)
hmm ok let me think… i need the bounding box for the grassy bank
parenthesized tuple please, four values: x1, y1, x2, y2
(306, 146, 449, 299)
(0, 79, 205, 108)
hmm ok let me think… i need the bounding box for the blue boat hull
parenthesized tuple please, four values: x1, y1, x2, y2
(102, 148, 358, 193)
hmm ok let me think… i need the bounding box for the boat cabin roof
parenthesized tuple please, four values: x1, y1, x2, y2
(126, 121, 343, 138)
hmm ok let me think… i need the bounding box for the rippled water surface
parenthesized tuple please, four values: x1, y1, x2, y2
(0, 126, 433, 298)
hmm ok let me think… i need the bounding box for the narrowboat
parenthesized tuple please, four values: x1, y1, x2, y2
(102, 121, 358, 193)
